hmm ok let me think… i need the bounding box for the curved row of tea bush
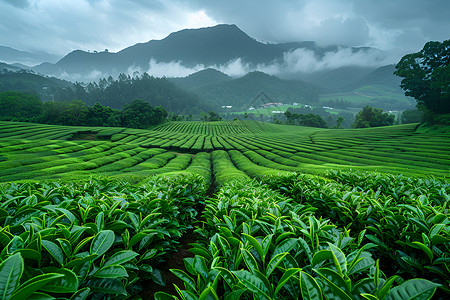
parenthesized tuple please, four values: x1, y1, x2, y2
(156, 173, 446, 299)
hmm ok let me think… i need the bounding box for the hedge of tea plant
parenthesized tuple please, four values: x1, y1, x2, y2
(156, 175, 446, 299)
(0, 174, 207, 299)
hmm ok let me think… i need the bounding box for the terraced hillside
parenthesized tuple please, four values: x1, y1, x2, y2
(0, 120, 448, 184)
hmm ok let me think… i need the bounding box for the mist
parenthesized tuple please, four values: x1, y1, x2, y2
(50, 46, 393, 83)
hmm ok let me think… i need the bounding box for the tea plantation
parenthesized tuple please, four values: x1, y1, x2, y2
(0, 120, 448, 299)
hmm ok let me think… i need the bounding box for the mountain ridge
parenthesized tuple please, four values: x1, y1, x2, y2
(31, 24, 385, 81)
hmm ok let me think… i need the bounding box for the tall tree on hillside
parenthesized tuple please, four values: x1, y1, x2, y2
(352, 106, 395, 128)
(121, 99, 168, 129)
(394, 40, 450, 114)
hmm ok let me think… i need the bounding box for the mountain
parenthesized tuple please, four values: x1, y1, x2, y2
(32, 24, 383, 82)
(172, 70, 319, 109)
(353, 65, 402, 89)
(301, 66, 377, 92)
(0, 46, 60, 66)
(0, 62, 22, 72)
(118, 24, 283, 67)
(170, 68, 232, 90)
(0, 69, 71, 101)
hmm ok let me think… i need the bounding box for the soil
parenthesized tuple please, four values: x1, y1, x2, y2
(70, 131, 98, 140)
(139, 229, 198, 299)
(139, 179, 216, 299)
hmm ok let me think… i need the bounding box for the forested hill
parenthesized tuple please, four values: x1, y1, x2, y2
(0, 69, 71, 101)
(52, 73, 212, 114)
(171, 70, 319, 109)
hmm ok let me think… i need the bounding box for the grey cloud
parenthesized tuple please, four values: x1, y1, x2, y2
(0, 0, 29, 8)
(0, 0, 448, 66)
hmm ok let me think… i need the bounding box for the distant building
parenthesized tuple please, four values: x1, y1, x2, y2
(263, 102, 283, 108)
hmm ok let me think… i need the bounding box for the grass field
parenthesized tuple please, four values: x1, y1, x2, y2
(0, 120, 448, 184)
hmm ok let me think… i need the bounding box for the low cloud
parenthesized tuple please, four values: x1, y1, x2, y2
(146, 59, 205, 78)
(141, 46, 391, 79)
(51, 46, 393, 82)
(280, 47, 389, 73)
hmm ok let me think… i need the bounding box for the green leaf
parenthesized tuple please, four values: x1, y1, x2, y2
(129, 232, 148, 248)
(232, 270, 271, 300)
(9, 273, 63, 300)
(154, 292, 178, 300)
(261, 234, 273, 260)
(214, 267, 237, 288)
(266, 252, 287, 278)
(39, 268, 78, 293)
(95, 212, 104, 232)
(241, 248, 259, 273)
(348, 252, 375, 275)
(358, 229, 366, 246)
(242, 233, 264, 261)
(224, 289, 246, 300)
(93, 265, 128, 278)
(69, 287, 90, 300)
(73, 236, 94, 256)
(151, 268, 166, 286)
(271, 238, 297, 260)
(352, 278, 376, 298)
(86, 277, 127, 295)
(314, 268, 352, 300)
(199, 284, 219, 300)
(41, 240, 64, 266)
(22, 292, 55, 300)
(328, 243, 347, 276)
(411, 241, 433, 263)
(103, 250, 138, 267)
(193, 256, 208, 280)
(312, 250, 333, 268)
(299, 271, 323, 300)
(298, 237, 313, 264)
(55, 208, 77, 224)
(0, 253, 23, 300)
(376, 275, 400, 299)
(361, 294, 380, 300)
(65, 254, 97, 269)
(385, 279, 440, 300)
(90, 230, 114, 259)
(274, 268, 300, 296)
(171, 269, 196, 292)
(13, 249, 41, 264)
(56, 239, 72, 258)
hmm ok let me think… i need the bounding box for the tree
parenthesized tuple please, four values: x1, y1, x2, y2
(120, 99, 168, 129)
(298, 113, 328, 128)
(335, 116, 344, 129)
(0, 91, 42, 121)
(401, 109, 423, 124)
(352, 106, 395, 128)
(394, 40, 450, 114)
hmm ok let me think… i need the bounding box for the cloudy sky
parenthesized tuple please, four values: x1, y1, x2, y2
(1, 0, 448, 62)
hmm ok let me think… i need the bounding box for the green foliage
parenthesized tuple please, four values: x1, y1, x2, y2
(0, 175, 207, 299)
(157, 176, 444, 299)
(173, 70, 319, 110)
(401, 109, 423, 124)
(394, 39, 450, 114)
(0, 92, 42, 121)
(352, 106, 395, 128)
(120, 99, 168, 129)
(54, 73, 209, 114)
(286, 112, 328, 128)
